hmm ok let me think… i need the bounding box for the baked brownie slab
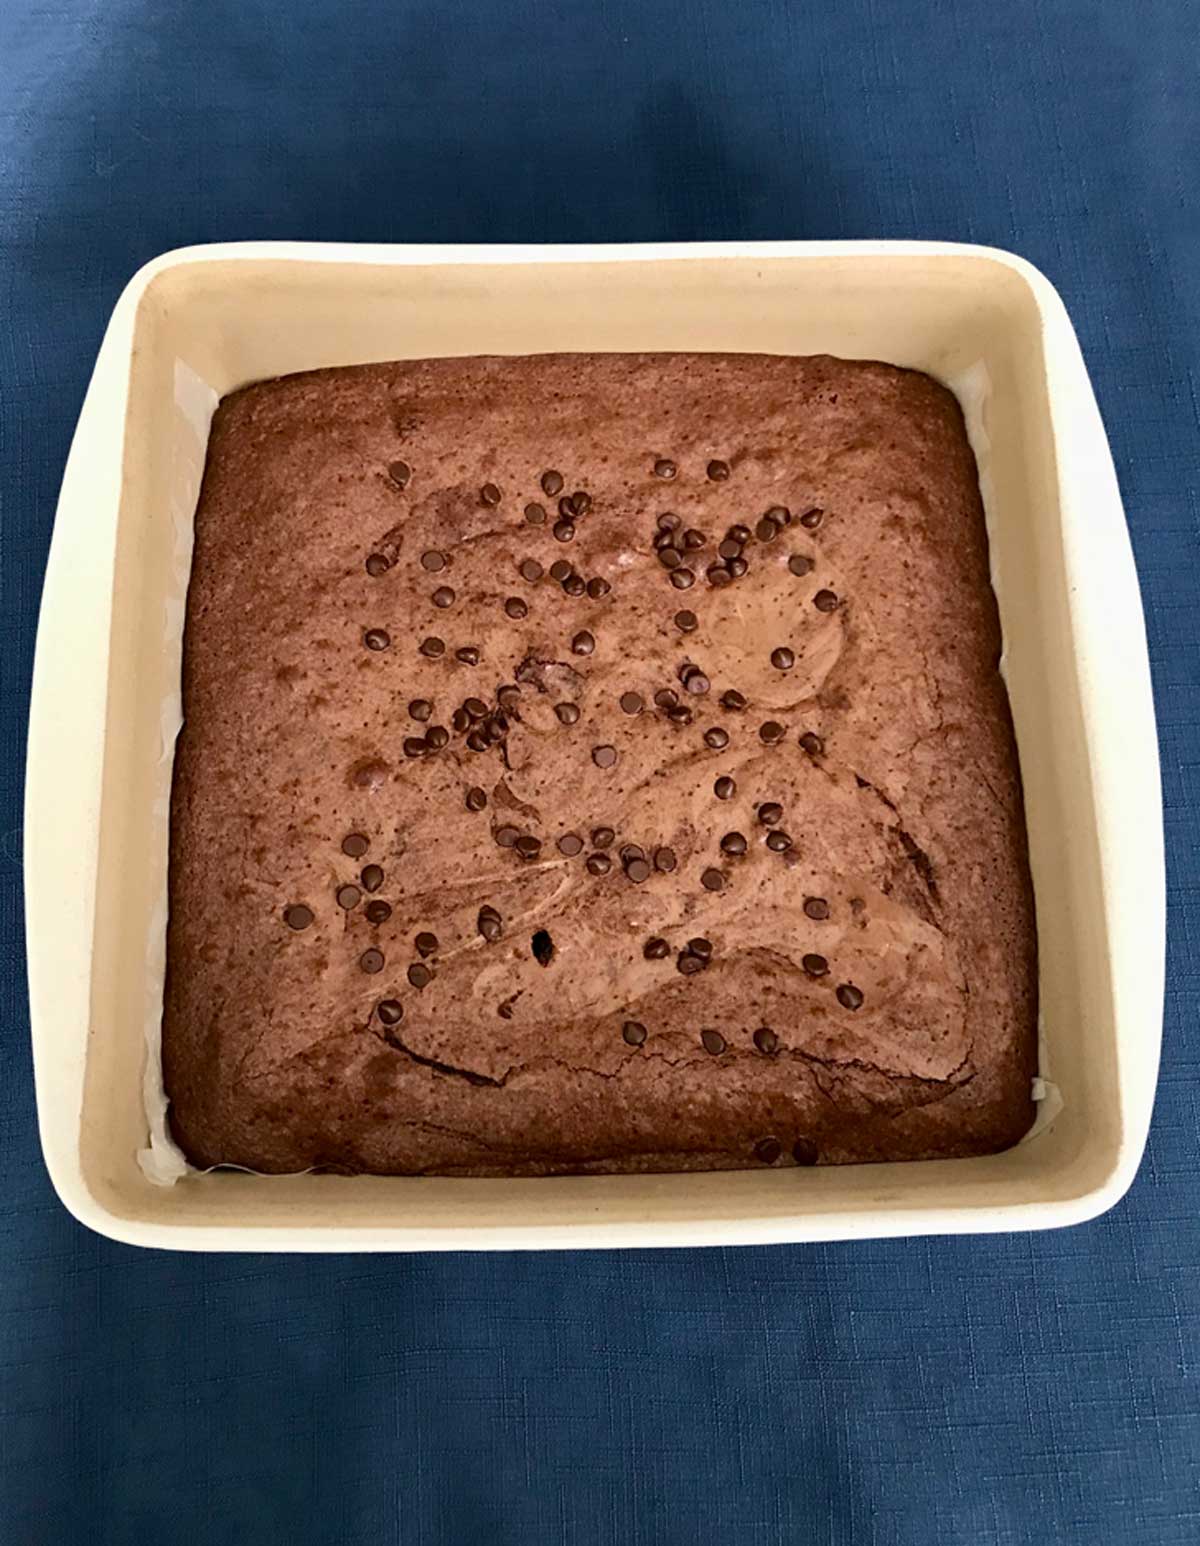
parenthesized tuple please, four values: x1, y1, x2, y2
(163, 353, 1037, 1174)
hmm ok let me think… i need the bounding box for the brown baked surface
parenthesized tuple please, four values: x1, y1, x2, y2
(163, 352, 1037, 1175)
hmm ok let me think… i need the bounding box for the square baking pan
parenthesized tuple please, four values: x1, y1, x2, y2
(25, 241, 1164, 1250)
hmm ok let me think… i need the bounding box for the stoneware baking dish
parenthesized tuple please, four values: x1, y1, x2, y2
(25, 241, 1164, 1251)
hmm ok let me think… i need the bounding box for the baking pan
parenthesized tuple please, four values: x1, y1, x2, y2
(24, 241, 1164, 1249)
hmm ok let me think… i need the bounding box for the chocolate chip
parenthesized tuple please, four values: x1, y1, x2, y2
(515, 834, 542, 859)
(719, 831, 747, 856)
(553, 519, 575, 543)
(504, 596, 528, 620)
(643, 936, 670, 959)
(408, 700, 432, 723)
(757, 802, 783, 826)
(342, 832, 370, 858)
(800, 507, 823, 529)
(622, 1020, 648, 1046)
(549, 559, 572, 583)
(480, 483, 501, 507)
(837, 983, 865, 1010)
(627, 858, 651, 883)
(592, 744, 618, 768)
(360, 864, 384, 893)
(455, 646, 479, 666)
(284, 904, 314, 930)
(377, 999, 404, 1025)
(525, 502, 547, 525)
(557, 496, 576, 520)
(658, 546, 683, 570)
(557, 832, 584, 856)
(466, 729, 488, 752)
(753, 1026, 779, 1054)
(759, 721, 785, 744)
(792, 1138, 819, 1166)
(366, 552, 390, 576)
(766, 831, 792, 854)
(621, 844, 644, 864)
(364, 628, 390, 651)
(813, 589, 839, 612)
(554, 702, 580, 725)
(704, 727, 729, 750)
(688, 937, 713, 959)
(729, 525, 751, 544)
(414, 931, 438, 958)
(754, 1137, 782, 1164)
(464, 697, 489, 719)
(653, 847, 677, 873)
(519, 558, 544, 583)
(620, 692, 643, 715)
(403, 736, 428, 758)
(495, 825, 520, 848)
(586, 852, 611, 875)
(657, 512, 681, 532)
(407, 962, 432, 988)
(701, 867, 725, 892)
(653, 458, 676, 479)
(798, 731, 824, 755)
(788, 554, 813, 577)
(360, 948, 385, 974)
(717, 537, 742, 561)
(683, 670, 710, 697)
(563, 574, 587, 597)
(667, 706, 692, 725)
(654, 688, 678, 711)
(770, 647, 795, 671)
(336, 884, 362, 910)
(365, 900, 392, 924)
(591, 827, 615, 848)
(425, 726, 450, 751)
(587, 577, 611, 599)
(570, 491, 591, 516)
(683, 530, 708, 553)
(572, 630, 595, 656)
(452, 708, 471, 733)
(677, 952, 705, 976)
(707, 459, 730, 481)
(497, 685, 521, 710)
(804, 897, 830, 920)
(465, 786, 488, 813)
(765, 505, 789, 524)
(419, 636, 445, 658)
(714, 776, 736, 800)
(432, 586, 456, 608)
(727, 556, 748, 578)
(802, 953, 829, 977)
(669, 568, 696, 590)
(478, 906, 502, 941)
(754, 517, 779, 542)
(388, 460, 411, 488)
(541, 469, 564, 496)
(719, 689, 746, 712)
(701, 1028, 726, 1055)
(421, 550, 446, 573)
(674, 610, 698, 633)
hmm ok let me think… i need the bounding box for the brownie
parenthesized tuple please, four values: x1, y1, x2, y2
(162, 352, 1037, 1175)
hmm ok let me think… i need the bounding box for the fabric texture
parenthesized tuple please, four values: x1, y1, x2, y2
(0, 2, 1197, 1542)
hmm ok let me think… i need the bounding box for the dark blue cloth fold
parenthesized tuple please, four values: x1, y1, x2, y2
(1, 2, 1197, 1541)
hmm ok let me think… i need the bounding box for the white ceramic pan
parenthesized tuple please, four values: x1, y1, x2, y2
(24, 242, 1164, 1250)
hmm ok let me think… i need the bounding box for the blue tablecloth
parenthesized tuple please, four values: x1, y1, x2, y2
(2, 3, 1197, 1541)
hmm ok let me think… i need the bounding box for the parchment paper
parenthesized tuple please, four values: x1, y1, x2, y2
(138, 354, 1061, 1185)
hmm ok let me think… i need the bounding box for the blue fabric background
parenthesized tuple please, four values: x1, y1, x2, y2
(2, 2, 1197, 1542)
